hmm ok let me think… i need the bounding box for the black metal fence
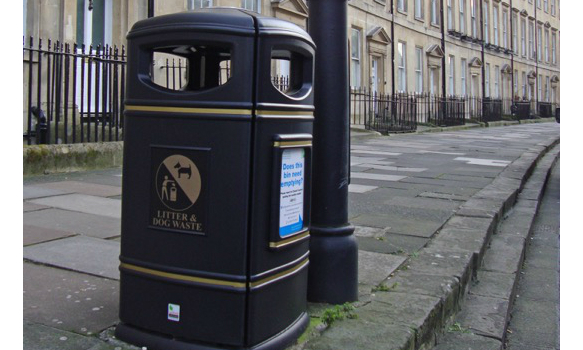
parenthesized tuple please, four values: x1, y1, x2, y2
(349, 89, 472, 133)
(23, 37, 126, 145)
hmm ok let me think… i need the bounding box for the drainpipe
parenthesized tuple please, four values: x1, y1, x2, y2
(148, 0, 154, 18)
(534, 1, 539, 111)
(391, 0, 395, 95)
(510, 0, 515, 102)
(481, 0, 485, 98)
(441, 0, 446, 97)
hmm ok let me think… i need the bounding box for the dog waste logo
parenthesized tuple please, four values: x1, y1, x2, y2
(151, 151, 206, 234)
(155, 155, 201, 211)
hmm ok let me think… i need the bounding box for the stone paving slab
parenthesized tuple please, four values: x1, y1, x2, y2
(357, 232, 428, 255)
(357, 250, 407, 287)
(455, 294, 509, 341)
(23, 236, 120, 280)
(469, 270, 516, 301)
(23, 202, 51, 212)
(24, 185, 72, 200)
(23, 224, 77, 246)
(28, 194, 121, 219)
(350, 213, 445, 238)
(481, 235, 526, 275)
(23, 263, 119, 335)
(38, 180, 122, 197)
(23, 208, 121, 239)
(432, 332, 502, 350)
(24, 321, 124, 350)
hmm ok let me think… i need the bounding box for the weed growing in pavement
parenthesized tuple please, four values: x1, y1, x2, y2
(372, 282, 399, 293)
(447, 322, 471, 333)
(321, 303, 358, 326)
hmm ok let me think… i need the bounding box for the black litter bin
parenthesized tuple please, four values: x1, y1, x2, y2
(116, 8, 315, 350)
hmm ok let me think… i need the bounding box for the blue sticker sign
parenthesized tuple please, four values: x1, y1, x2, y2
(279, 148, 305, 238)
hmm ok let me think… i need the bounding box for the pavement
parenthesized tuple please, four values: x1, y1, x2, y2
(23, 121, 560, 350)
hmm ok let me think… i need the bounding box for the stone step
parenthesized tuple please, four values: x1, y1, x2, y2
(430, 146, 559, 350)
(299, 135, 559, 350)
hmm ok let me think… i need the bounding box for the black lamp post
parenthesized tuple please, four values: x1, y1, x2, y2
(307, 0, 359, 304)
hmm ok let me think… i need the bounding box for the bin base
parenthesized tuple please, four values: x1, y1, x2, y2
(115, 312, 309, 350)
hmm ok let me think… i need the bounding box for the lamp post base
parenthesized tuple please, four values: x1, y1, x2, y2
(307, 225, 359, 304)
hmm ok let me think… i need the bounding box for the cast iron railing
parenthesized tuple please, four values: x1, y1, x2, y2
(23, 37, 126, 145)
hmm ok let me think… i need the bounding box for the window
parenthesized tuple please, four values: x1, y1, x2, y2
(483, 2, 489, 43)
(537, 26, 542, 61)
(528, 22, 534, 58)
(493, 6, 499, 46)
(551, 33, 557, 64)
(398, 42, 407, 92)
(545, 76, 550, 102)
(447, 0, 453, 30)
(241, 0, 260, 13)
(350, 28, 361, 87)
(538, 74, 542, 100)
(502, 10, 508, 48)
(512, 14, 518, 52)
(415, 47, 423, 93)
(494, 66, 500, 98)
(514, 69, 518, 96)
(485, 63, 490, 97)
(544, 0, 548, 12)
(397, 0, 407, 12)
(76, 0, 113, 46)
(461, 58, 467, 96)
(416, 0, 424, 19)
(545, 29, 550, 62)
(551, 0, 556, 16)
(471, 0, 478, 37)
(431, 0, 439, 25)
(190, 0, 213, 9)
(537, 0, 541, 9)
(459, 0, 466, 33)
(522, 71, 527, 98)
(448, 56, 455, 95)
(521, 19, 526, 56)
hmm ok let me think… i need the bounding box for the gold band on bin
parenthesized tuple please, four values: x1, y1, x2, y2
(119, 257, 309, 290)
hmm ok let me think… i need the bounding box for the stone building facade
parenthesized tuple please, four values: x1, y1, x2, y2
(23, 0, 559, 119)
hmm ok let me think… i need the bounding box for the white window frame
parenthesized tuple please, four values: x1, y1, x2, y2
(545, 76, 550, 102)
(448, 55, 455, 96)
(471, 0, 478, 37)
(483, 2, 489, 44)
(397, 0, 407, 13)
(521, 18, 526, 57)
(512, 14, 518, 52)
(522, 71, 527, 98)
(350, 28, 362, 88)
(431, 0, 439, 26)
(514, 69, 518, 96)
(537, 25, 542, 61)
(459, 0, 466, 33)
(544, 0, 548, 12)
(529, 21, 535, 60)
(545, 29, 550, 62)
(415, 47, 423, 93)
(494, 66, 500, 98)
(190, 0, 213, 9)
(461, 58, 467, 96)
(551, 33, 557, 64)
(447, 0, 454, 30)
(416, 0, 424, 19)
(493, 6, 499, 46)
(485, 64, 490, 97)
(398, 41, 407, 92)
(538, 74, 542, 100)
(551, 0, 556, 16)
(502, 10, 508, 49)
(241, 0, 261, 13)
